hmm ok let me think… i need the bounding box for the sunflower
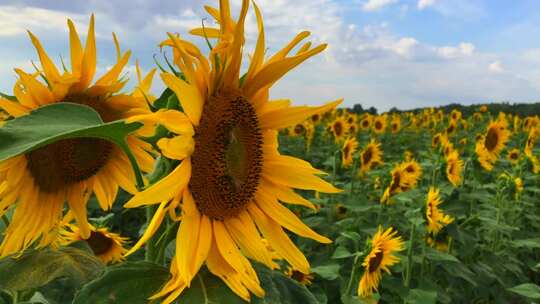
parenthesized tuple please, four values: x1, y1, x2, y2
(514, 177, 523, 198)
(292, 122, 306, 136)
(311, 113, 321, 124)
(360, 115, 372, 130)
(372, 116, 387, 134)
(507, 148, 520, 165)
(445, 121, 457, 136)
(342, 137, 358, 168)
(286, 266, 314, 286)
(426, 233, 451, 252)
(425, 188, 454, 235)
(473, 112, 483, 122)
(359, 139, 383, 175)
(403, 150, 413, 162)
(122, 1, 341, 302)
(0, 16, 154, 257)
(61, 224, 128, 264)
(476, 120, 510, 171)
(459, 138, 467, 146)
(479, 105, 488, 113)
(380, 160, 421, 204)
(450, 109, 462, 121)
(431, 133, 442, 148)
(390, 118, 401, 134)
(358, 227, 404, 298)
(446, 151, 463, 187)
(330, 116, 348, 142)
(443, 142, 455, 158)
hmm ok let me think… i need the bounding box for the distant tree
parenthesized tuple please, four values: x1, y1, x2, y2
(367, 106, 378, 115)
(352, 104, 364, 114)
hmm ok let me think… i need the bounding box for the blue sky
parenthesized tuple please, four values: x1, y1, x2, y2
(1, 0, 540, 111)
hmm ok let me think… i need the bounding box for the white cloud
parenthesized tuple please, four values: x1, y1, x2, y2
(362, 0, 399, 12)
(436, 42, 475, 59)
(488, 61, 504, 73)
(417, 0, 435, 10)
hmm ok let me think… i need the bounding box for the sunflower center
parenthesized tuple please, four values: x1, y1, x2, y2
(190, 92, 263, 220)
(362, 148, 373, 165)
(294, 124, 305, 135)
(368, 250, 384, 273)
(375, 121, 382, 130)
(86, 231, 114, 256)
(25, 95, 117, 193)
(334, 122, 343, 136)
(484, 128, 499, 151)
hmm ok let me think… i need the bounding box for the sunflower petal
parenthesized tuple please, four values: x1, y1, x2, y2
(258, 99, 342, 130)
(161, 73, 203, 126)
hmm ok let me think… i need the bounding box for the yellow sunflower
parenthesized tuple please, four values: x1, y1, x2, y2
(330, 116, 348, 142)
(446, 151, 463, 187)
(426, 233, 451, 252)
(476, 120, 510, 171)
(123, 1, 341, 302)
(358, 227, 404, 298)
(359, 139, 383, 175)
(372, 115, 387, 134)
(390, 118, 401, 134)
(479, 105, 488, 113)
(445, 121, 457, 136)
(432, 133, 443, 148)
(61, 224, 128, 264)
(342, 137, 359, 168)
(381, 160, 422, 204)
(360, 115, 372, 130)
(0, 16, 154, 257)
(425, 187, 454, 235)
(450, 109, 462, 121)
(311, 113, 321, 124)
(507, 148, 520, 165)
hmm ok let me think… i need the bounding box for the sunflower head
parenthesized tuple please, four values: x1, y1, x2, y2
(360, 139, 383, 175)
(358, 227, 404, 298)
(360, 115, 372, 130)
(446, 151, 463, 187)
(311, 113, 321, 124)
(330, 117, 348, 142)
(507, 149, 520, 164)
(286, 266, 314, 286)
(293, 123, 307, 136)
(450, 109, 462, 121)
(391, 119, 401, 134)
(62, 224, 128, 264)
(342, 137, 359, 168)
(372, 116, 387, 134)
(425, 187, 454, 235)
(479, 105, 488, 113)
(432, 133, 442, 148)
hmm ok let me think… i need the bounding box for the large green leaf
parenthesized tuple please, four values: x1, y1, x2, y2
(507, 283, 540, 299)
(0, 246, 104, 293)
(72, 261, 170, 304)
(0, 102, 141, 162)
(405, 289, 438, 304)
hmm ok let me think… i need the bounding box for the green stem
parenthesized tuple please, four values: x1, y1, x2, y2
(145, 205, 159, 262)
(332, 150, 339, 185)
(349, 157, 358, 195)
(198, 273, 210, 304)
(404, 223, 416, 288)
(345, 255, 361, 296)
(118, 139, 145, 190)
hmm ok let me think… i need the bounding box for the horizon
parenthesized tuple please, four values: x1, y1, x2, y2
(1, 0, 540, 111)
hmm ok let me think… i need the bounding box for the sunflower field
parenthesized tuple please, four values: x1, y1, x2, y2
(0, 1, 540, 304)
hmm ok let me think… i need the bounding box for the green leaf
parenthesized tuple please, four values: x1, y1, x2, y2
(73, 261, 170, 304)
(0, 103, 142, 162)
(340, 231, 362, 242)
(253, 264, 319, 304)
(424, 248, 460, 263)
(0, 247, 104, 293)
(510, 238, 540, 249)
(405, 289, 438, 304)
(310, 264, 341, 280)
(507, 283, 540, 299)
(331, 246, 353, 259)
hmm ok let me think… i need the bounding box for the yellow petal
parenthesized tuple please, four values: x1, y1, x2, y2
(67, 19, 83, 76)
(262, 160, 341, 193)
(161, 73, 204, 126)
(79, 14, 96, 90)
(189, 27, 221, 38)
(260, 178, 316, 210)
(175, 190, 201, 285)
(95, 51, 131, 86)
(15, 69, 54, 105)
(27, 31, 61, 84)
(258, 99, 342, 130)
(124, 158, 191, 208)
(125, 200, 168, 256)
(255, 190, 331, 243)
(0, 98, 30, 117)
(245, 1, 265, 83)
(247, 203, 310, 273)
(126, 110, 194, 135)
(157, 135, 194, 160)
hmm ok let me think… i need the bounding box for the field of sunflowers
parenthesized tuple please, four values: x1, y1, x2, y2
(0, 0, 540, 303)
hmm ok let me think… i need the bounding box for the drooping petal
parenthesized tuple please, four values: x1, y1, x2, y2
(258, 99, 342, 130)
(157, 135, 195, 160)
(161, 73, 204, 126)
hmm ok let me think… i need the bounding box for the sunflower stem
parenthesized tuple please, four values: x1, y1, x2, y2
(117, 138, 145, 191)
(345, 254, 361, 296)
(404, 222, 416, 288)
(349, 157, 358, 195)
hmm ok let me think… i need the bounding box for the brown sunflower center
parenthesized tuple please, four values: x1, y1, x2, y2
(25, 94, 118, 193)
(294, 124, 306, 135)
(484, 128, 499, 151)
(86, 231, 114, 256)
(368, 250, 384, 273)
(189, 92, 263, 220)
(375, 121, 382, 130)
(334, 122, 343, 136)
(362, 148, 373, 165)
(362, 120, 369, 127)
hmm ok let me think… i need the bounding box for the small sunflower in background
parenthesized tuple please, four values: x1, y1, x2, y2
(425, 188, 454, 235)
(381, 160, 421, 204)
(330, 116, 348, 142)
(507, 148, 520, 165)
(0, 16, 154, 257)
(372, 115, 387, 134)
(450, 109, 462, 121)
(431, 133, 443, 148)
(459, 138, 467, 146)
(403, 150, 413, 162)
(122, 0, 341, 302)
(359, 139, 383, 175)
(311, 113, 321, 124)
(445, 121, 457, 136)
(390, 118, 401, 134)
(358, 227, 404, 298)
(286, 266, 314, 286)
(342, 137, 359, 168)
(360, 115, 372, 130)
(443, 142, 455, 158)
(479, 105, 488, 113)
(446, 151, 463, 187)
(62, 224, 128, 264)
(292, 122, 307, 137)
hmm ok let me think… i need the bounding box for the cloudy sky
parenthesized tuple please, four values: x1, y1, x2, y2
(0, 0, 540, 111)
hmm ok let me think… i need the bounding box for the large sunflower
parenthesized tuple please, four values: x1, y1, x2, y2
(358, 227, 404, 298)
(476, 120, 510, 171)
(123, 1, 341, 302)
(0, 16, 154, 257)
(342, 137, 358, 168)
(425, 187, 453, 235)
(359, 139, 383, 175)
(61, 224, 128, 264)
(446, 151, 463, 187)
